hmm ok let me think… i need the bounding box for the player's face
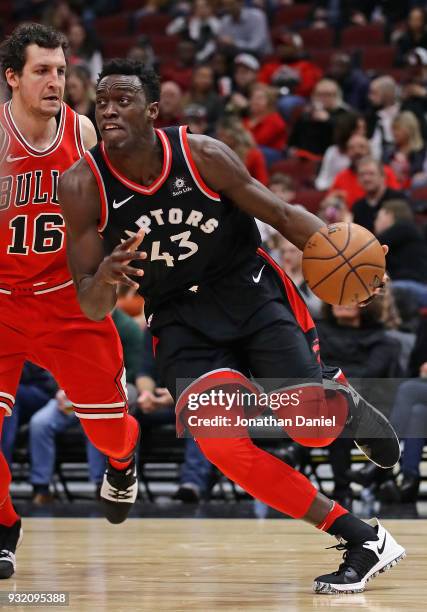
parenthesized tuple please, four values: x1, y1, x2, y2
(96, 75, 159, 150)
(6, 44, 66, 117)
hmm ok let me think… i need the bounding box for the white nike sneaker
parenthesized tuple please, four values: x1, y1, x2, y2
(100, 458, 138, 524)
(313, 518, 406, 594)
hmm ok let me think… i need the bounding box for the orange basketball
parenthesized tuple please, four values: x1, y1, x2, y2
(302, 223, 386, 306)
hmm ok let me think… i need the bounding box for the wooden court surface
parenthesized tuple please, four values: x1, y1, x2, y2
(3, 518, 423, 611)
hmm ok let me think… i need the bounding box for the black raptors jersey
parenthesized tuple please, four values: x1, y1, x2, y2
(85, 126, 261, 321)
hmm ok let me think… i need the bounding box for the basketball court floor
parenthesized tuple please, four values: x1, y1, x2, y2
(5, 508, 425, 612)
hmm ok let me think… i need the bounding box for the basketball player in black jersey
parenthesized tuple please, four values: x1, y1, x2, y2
(58, 60, 405, 594)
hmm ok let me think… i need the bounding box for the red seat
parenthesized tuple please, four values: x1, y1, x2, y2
(103, 36, 138, 59)
(292, 189, 325, 214)
(299, 27, 334, 49)
(411, 186, 427, 202)
(269, 158, 319, 188)
(96, 14, 131, 37)
(150, 35, 180, 58)
(362, 46, 396, 71)
(341, 25, 385, 48)
(276, 4, 312, 27)
(135, 13, 172, 35)
(306, 48, 336, 71)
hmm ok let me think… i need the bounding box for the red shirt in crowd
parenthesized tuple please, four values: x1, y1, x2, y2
(245, 147, 269, 185)
(258, 60, 323, 98)
(329, 166, 401, 208)
(243, 113, 287, 151)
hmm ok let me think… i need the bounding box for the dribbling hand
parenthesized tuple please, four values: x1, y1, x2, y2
(96, 229, 147, 290)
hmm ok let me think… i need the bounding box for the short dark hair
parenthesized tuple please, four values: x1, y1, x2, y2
(0, 23, 67, 79)
(97, 59, 160, 103)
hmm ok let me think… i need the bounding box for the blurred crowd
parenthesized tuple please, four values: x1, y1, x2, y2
(2, 0, 427, 509)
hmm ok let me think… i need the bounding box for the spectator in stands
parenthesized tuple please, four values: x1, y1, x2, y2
(29, 305, 144, 504)
(395, 7, 427, 66)
(216, 115, 269, 184)
(155, 81, 183, 128)
(225, 53, 260, 118)
(218, 0, 272, 58)
(366, 76, 400, 162)
(389, 371, 427, 502)
(326, 52, 370, 112)
(211, 50, 233, 97)
(127, 35, 157, 71)
(183, 104, 209, 136)
(166, 0, 220, 63)
(288, 79, 350, 158)
(315, 300, 402, 508)
(243, 83, 287, 165)
(352, 157, 406, 230)
(161, 39, 197, 92)
(182, 64, 224, 132)
(387, 111, 427, 187)
(401, 47, 427, 138)
(29, 390, 107, 505)
(318, 192, 352, 224)
(65, 65, 97, 135)
(66, 21, 103, 84)
(374, 199, 427, 305)
(329, 135, 401, 208)
(42, 0, 77, 32)
(135, 328, 214, 503)
(278, 238, 323, 319)
(258, 30, 323, 103)
(2, 363, 56, 466)
(315, 111, 366, 190)
(269, 173, 296, 202)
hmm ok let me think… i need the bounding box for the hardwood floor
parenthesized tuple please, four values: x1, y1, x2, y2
(2, 518, 421, 611)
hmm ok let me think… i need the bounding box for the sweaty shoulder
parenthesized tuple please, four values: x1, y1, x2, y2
(186, 133, 250, 193)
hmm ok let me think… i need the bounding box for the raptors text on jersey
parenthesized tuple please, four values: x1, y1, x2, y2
(86, 125, 261, 317)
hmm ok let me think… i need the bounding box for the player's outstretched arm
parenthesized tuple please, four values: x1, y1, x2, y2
(59, 160, 146, 321)
(188, 135, 325, 251)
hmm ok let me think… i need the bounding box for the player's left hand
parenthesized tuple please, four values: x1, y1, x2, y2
(358, 245, 389, 308)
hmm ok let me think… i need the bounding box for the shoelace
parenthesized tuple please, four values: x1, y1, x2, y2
(108, 486, 133, 501)
(326, 542, 376, 578)
(0, 550, 14, 561)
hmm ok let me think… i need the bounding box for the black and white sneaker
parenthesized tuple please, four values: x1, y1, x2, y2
(324, 375, 400, 468)
(313, 518, 406, 594)
(0, 520, 23, 579)
(100, 459, 138, 524)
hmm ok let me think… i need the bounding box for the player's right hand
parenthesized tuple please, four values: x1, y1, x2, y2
(96, 229, 147, 289)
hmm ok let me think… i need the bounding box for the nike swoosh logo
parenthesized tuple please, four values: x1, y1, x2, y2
(6, 154, 29, 162)
(113, 195, 134, 209)
(252, 265, 265, 284)
(377, 533, 387, 555)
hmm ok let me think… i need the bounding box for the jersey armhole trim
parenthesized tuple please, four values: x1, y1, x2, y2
(75, 113, 85, 158)
(179, 125, 221, 202)
(85, 151, 109, 232)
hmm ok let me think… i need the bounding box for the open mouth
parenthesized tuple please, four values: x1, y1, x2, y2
(43, 95, 60, 102)
(103, 124, 122, 131)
